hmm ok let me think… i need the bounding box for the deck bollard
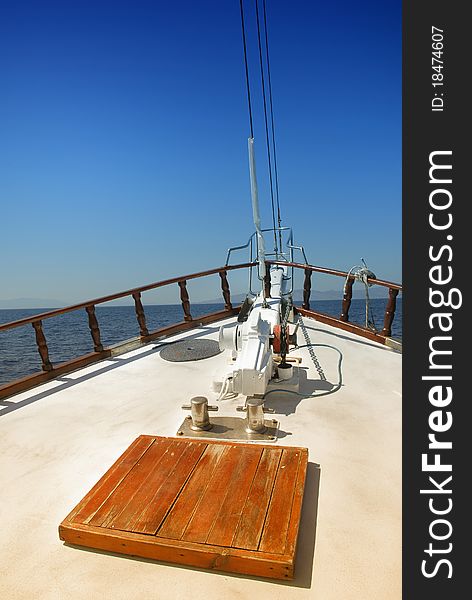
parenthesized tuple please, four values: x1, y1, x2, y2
(190, 396, 212, 431)
(245, 397, 267, 434)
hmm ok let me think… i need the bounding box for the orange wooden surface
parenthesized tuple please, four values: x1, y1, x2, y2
(89, 437, 174, 528)
(259, 448, 303, 554)
(128, 440, 207, 535)
(232, 447, 283, 550)
(73, 435, 156, 525)
(156, 443, 227, 540)
(59, 435, 308, 580)
(205, 445, 262, 547)
(180, 444, 242, 544)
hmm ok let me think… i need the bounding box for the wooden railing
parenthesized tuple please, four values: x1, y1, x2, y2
(0, 260, 402, 401)
(0, 263, 253, 400)
(266, 260, 402, 344)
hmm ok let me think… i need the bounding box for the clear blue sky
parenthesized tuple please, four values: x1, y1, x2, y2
(0, 0, 401, 306)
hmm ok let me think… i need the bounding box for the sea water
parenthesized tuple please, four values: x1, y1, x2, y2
(0, 298, 401, 386)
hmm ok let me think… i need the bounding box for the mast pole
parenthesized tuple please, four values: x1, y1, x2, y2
(248, 137, 266, 287)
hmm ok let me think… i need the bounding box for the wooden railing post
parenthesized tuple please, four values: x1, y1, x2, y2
(340, 276, 354, 322)
(178, 280, 192, 321)
(132, 292, 149, 337)
(85, 305, 104, 352)
(219, 270, 233, 311)
(380, 288, 399, 337)
(32, 320, 53, 371)
(302, 269, 312, 310)
(264, 262, 271, 298)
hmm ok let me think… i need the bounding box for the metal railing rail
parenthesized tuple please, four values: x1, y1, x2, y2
(225, 227, 308, 296)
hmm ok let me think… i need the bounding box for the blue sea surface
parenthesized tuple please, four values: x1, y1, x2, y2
(0, 298, 401, 386)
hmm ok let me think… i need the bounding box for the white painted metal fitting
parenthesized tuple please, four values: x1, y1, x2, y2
(277, 362, 293, 380)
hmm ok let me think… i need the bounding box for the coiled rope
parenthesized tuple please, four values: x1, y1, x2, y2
(343, 258, 377, 331)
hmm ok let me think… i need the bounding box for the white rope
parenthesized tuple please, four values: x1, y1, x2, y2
(217, 375, 230, 401)
(216, 375, 238, 402)
(343, 258, 377, 330)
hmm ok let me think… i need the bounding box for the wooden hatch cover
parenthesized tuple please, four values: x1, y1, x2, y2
(59, 435, 308, 580)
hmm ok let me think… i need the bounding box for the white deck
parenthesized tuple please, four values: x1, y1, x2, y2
(0, 315, 401, 599)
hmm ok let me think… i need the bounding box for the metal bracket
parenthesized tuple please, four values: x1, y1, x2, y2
(236, 405, 275, 413)
(181, 404, 218, 411)
(176, 415, 279, 442)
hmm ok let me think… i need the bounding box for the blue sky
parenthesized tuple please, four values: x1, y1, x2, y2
(0, 0, 401, 306)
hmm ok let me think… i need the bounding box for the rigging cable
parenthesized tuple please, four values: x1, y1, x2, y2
(239, 0, 254, 138)
(255, 0, 279, 255)
(262, 0, 283, 251)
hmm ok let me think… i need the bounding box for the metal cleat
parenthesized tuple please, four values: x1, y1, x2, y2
(181, 396, 218, 431)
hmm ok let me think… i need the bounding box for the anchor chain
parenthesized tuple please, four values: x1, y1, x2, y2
(297, 314, 327, 381)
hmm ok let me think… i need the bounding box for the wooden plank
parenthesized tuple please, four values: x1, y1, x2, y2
(259, 448, 302, 554)
(0, 263, 253, 331)
(284, 449, 309, 559)
(143, 309, 238, 342)
(106, 438, 196, 532)
(59, 521, 294, 580)
(266, 259, 402, 291)
(181, 444, 261, 545)
(205, 445, 263, 547)
(125, 441, 207, 534)
(59, 437, 309, 580)
(156, 443, 226, 540)
(88, 437, 178, 528)
(181, 445, 242, 544)
(232, 447, 283, 550)
(69, 435, 156, 525)
(0, 350, 112, 403)
(295, 307, 388, 345)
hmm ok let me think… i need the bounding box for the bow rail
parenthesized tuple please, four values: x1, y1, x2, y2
(0, 261, 401, 401)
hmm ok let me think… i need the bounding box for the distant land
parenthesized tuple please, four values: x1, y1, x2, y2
(0, 287, 396, 309)
(0, 298, 66, 309)
(198, 287, 393, 305)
